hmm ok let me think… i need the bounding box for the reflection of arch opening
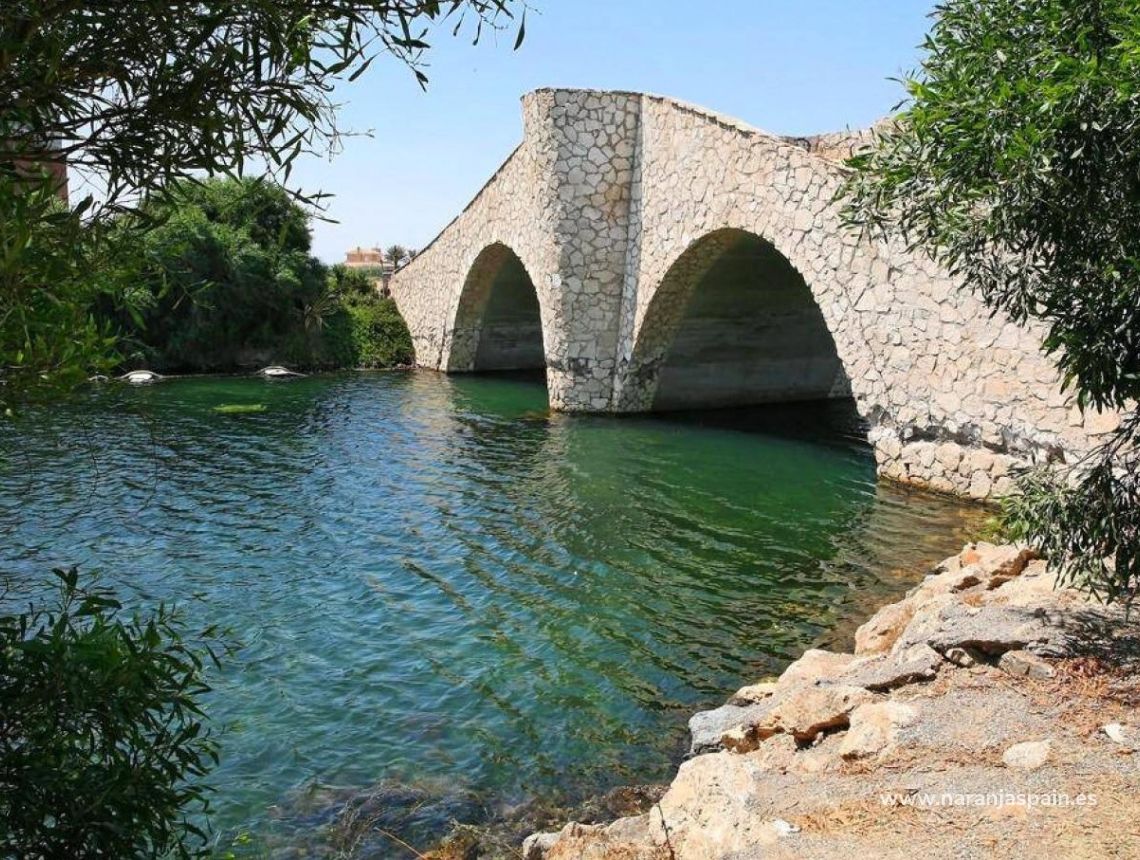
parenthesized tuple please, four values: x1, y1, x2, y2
(629, 229, 850, 411)
(448, 243, 547, 375)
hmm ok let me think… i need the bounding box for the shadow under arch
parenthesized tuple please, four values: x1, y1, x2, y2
(622, 228, 852, 412)
(447, 242, 548, 380)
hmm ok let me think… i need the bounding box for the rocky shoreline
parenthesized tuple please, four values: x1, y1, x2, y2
(521, 543, 1140, 859)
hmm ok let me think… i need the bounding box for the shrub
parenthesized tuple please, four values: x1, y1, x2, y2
(344, 299, 415, 369)
(320, 265, 413, 369)
(103, 184, 416, 374)
(843, 0, 1140, 602)
(0, 179, 123, 407)
(0, 568, 225, 858)
(106, 178, 328, 373)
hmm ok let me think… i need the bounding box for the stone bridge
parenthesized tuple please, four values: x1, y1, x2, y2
(390, 88, 1116, 500)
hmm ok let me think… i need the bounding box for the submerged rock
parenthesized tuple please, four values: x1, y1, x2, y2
(257, 365, 306, 379)
(119, 369, 163, 384)
(266, 778, 486, 858)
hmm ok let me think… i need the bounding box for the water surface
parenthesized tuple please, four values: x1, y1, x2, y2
(0, 372, 981, 852)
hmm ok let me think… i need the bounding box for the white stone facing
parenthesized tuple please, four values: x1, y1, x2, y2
(390, 88, 1119, 501)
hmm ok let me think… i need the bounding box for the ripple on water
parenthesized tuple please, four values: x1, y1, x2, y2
(0, 372, 983, 852)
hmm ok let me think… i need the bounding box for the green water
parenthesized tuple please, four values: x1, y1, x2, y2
(0, 372, 981, 854)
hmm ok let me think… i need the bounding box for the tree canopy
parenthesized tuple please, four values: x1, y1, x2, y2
(844, 0, 1139, 602)
(0, 0, 523, 404)
(106, 178, 323, 371)
(1, 1, 525, 215)
(105, 177, 412, 372)
(0, 569, 226, 858)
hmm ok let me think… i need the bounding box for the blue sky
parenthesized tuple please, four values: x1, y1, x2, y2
(294, 0, 936, 262)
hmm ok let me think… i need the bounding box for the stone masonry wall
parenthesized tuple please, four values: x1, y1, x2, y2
(390, 88, 1120, 501)
(391, 90, 641, 411)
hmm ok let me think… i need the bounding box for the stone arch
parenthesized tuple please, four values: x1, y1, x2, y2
(447, 242, 548, 374)
(620, 228, 851, 411)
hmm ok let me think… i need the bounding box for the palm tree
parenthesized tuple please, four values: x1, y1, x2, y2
(385, 244, 408, 270)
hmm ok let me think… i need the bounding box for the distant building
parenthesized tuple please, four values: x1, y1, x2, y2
(345, 246, 386, 269)
(344, 246, 393, 295)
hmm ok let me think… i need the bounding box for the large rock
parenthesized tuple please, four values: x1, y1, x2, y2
(854, 600, 917, 655)
(778, 648, 860, 685)
(643, 753, 801, 857)
(959, 542, 1036, 581)
(853, 545, 1040, 661)
(917, 603, 1076, 657)
(692, 684, 874, 754)
(998, 649, 1056, 680)
(521, 831, 561, 859)
(688, 703, 772, 755)
(839, 643, 943, 691)
(535, 821, 635, 860)
(987, 562, 1066, 606)
(754, 684, 875, 744)
(838, 701, 919, 759)
(728, 680, 780, 705)
(887, 593, 955, 656)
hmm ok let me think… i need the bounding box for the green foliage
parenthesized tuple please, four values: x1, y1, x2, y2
(385, 244, 410, 270)
(2, 1, 525, 217)
(322, 265, 414, 369)
(104, 181, 413, 372)
(326, 263, 381, 301)
(0, 568, 226, 858)
(107, 178, 328, 372)
(1000, 427, 1139, 604)
(341, 299, 416, 369)
(973, 514, 1012, 545)
(1, 0, 523, 404)
(843, 0, 1140, 602)
(0, 175, 121, 408)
